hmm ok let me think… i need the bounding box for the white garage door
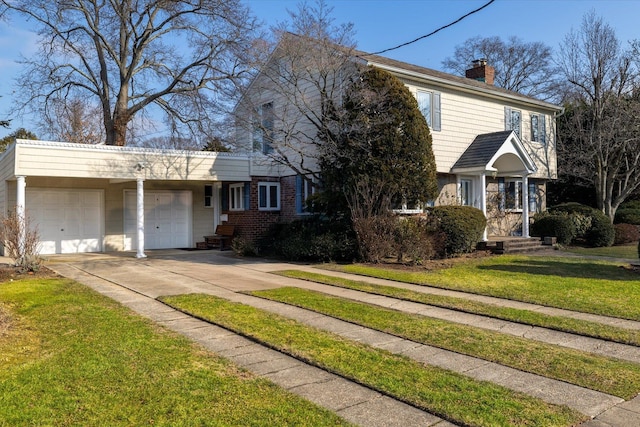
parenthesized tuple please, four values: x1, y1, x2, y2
(26, 189, 103, 254)
(124, 190, 192, 250)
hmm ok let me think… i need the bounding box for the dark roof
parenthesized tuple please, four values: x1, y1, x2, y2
(357, 51, 561, 111)
(452, 131, 514, 169)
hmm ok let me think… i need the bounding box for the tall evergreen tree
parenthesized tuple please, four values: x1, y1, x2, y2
(321, 67, 438, 215)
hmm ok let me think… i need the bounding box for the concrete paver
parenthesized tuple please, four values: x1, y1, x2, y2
(49, 256, 446, 427)
(45, 250, 640, 426)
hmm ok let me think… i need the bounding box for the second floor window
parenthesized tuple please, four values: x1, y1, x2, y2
(530, 113, 546, 143)
(415, 90, 441, 131)
(505, 107, 521, 138)
(253, 102, 274, 155)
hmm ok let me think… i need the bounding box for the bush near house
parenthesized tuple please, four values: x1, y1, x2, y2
(548, 203, 615, 247)
(530, 212, 577, 245)
(614, 203, 640, 225)
(427, 206, 486, 256)
(256, 216, 357, 262)
(614, 223, 640, 245)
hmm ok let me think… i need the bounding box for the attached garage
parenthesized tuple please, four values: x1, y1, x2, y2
(123, 190, 192, 250)
(0, 139, 257, 257)
(26, 188, 103, 254)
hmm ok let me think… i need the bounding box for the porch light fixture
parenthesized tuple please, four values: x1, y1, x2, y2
(134, 162, 146, 172)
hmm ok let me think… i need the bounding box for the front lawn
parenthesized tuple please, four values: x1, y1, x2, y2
(161, 293, 584, 427)
(275, 269, 640, 345)
(329, 255, 640, 320)
(249, 286, 640, 399)
(563, 243, 638, 259)
(0, 278, 349, 426)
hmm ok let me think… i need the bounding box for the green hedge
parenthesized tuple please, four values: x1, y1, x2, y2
(615, 209, 640, 225)
(530, 213, 576, 245)
(257, 216, 357, 262)
(427, 206, 486, 256)
(548, 203, 614, 247)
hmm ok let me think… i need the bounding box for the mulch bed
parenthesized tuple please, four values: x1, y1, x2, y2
(0, 264, 60, 283)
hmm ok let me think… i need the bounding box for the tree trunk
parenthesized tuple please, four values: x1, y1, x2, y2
(106, 105, 129, 146)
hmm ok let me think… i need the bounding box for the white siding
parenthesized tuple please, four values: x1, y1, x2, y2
(401, 79, 557, 179)
(13, 140, 255, 182)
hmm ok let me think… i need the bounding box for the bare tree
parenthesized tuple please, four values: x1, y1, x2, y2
(44, 97, 105, 144)
(442, 35, 560, 101)
(556, 11, 640, 221)
(235, 0, 357, 180)
(0, 0, 258, 146)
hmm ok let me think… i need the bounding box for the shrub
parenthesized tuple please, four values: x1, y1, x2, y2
(614, 223, 640, 245)
(352, 214, 397, 263)
(530, 213, 576, 245)
(615, 209, 640, 225)
(638, 239, 640, 259)
(549, 203, 614, 247)
(393, 216, 443, 265)
(257, 217, 357, 262)
(621, 200, 640, 210)
(0, 209, 43, 272)
(231, 236, 258, 256)
(585, 214, 615, 247)
(427, 206, 486, 256)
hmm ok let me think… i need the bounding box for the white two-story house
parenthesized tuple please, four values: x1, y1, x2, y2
(232, 36, 562, 241)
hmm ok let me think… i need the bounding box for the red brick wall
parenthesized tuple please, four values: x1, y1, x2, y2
(223, 175, 300, 242)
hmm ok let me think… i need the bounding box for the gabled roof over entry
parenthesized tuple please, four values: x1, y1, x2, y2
(451, 130, 537, 175)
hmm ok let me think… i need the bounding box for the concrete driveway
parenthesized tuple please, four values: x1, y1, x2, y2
(43, 249, 640, 427)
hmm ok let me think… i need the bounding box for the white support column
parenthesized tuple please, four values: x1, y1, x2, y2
(522, 174, 529, 238)
(480, 173, 488, 241)
(136, 178, 146, 258)
(16, 176, 26, 256)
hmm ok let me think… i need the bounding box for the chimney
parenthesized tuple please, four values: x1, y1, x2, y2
(465, 58, 494, 85)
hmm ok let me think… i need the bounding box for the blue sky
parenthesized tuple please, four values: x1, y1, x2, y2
(0, 0, 638, 139)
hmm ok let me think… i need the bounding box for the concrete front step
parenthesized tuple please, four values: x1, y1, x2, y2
(478, 237, 552, 254)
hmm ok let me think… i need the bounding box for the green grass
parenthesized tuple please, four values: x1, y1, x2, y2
(326, 255, 640, 320)
(249, 286, 640, 400)
(0, 278, 350, 426)
(274, 269, 640, 346)
(564, 243, 638, 259)
(161, 293, 585, 427)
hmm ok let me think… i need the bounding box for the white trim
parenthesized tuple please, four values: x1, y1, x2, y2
(13, 138, 248, 159)
(229, 183, 245, 211)
(136, 179, 146, 258)
(258, 181, 281, 211)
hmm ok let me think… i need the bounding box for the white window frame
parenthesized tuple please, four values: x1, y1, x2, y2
(416, 90, 432, 127)
(415, 89, 441, 131)
(253, 102, 274, 155)
(505, 107, 522, 138)
(204, 184, 213, 208)
(530, 113, 546, 144)
(258, 182, 280, 211)
(229, 183, 244, 211)
(298, 176, 315, 215)
(460, 178, 473, 206)
(505, 179, 523, 211)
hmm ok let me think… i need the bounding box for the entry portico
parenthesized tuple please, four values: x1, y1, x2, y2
(451, 130, 537, 240)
